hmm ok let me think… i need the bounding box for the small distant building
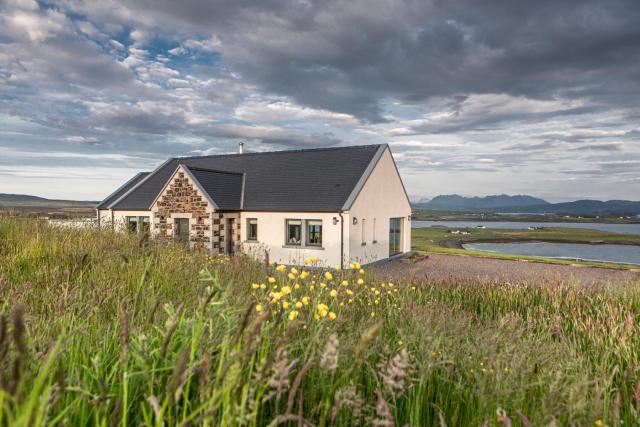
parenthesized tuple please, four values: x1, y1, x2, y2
(96, 144, 411, 267)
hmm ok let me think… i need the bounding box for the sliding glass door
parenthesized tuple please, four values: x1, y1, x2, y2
(389, 217, 403, 255)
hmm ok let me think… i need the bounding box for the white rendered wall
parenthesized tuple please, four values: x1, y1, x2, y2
(97, 209, 151, 232)
(346, 148, 412, 264)
(239, 211, 346, 267)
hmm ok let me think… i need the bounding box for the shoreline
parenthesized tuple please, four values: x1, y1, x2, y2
(441, 238, 640, 249)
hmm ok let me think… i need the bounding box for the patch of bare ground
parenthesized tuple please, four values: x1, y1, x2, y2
(376, 252, 640, 287)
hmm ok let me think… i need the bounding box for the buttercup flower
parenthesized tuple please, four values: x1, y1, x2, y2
(251, 283, 260, 289)
(288, 310, 299, 321)
(290, 267, 298, 275)
(330, 289, 338, 298)
(268, 277, 276, 284)
(282, 301, 290, 309)
(324, 272, 333, 281)
(346, 289, 354, 296)
(316, 303, 329, 318)
(294, 283, 301, 290)
(300, 271, 309, 280)
(260, 283, 266, 289)
(288, 273, 295, 280)
(320, 282, 327, 289)
(255, 304, 263, 313)
(357, 278, 364, 285)
(295, 301, 303, 309)
(302, 296, 311, 306)
(341, 280, 349, 287)
(328, 312, 337, 320)
(276, 265, 286, 273)
(281, 286, 292, 296)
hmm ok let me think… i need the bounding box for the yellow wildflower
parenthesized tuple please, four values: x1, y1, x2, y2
(357, 278, 364, 285)
(374, 290, 380, 296)
(276, 265, 286, 273)
(260, 283, 266, 289)
(320, 282, 327, 289)
(288, 272, 295, 280)
(281, 286, 292, 296)
(594, 420, 604, 427)
(388, 282, 395, 288)
(346, 289, 354, 296)
(282, 301, 290, 309)
(270, 291, 283, 303)
(251, 283, 260, 289)
(324, 272, 333, 281)
(290, 267, 298, 275)
(302, 296, 310, 306)
(294, 283, 301, 290)
(328, 311, 337, 320)
(255, 304, 263, 313)
(268, 277, 276, 284)
(398, 340, 403, 346)
(300, 271, 309, 280)
(380, 283, 386, 288)
(348, 263, 355, 269)
(374, 299, 380, 305)
(316, 303, 329, 318)
(359, 268, 365, 275)
(288, 310, 299, 321)
(330, 289, 338, 298)
(295, 301, 303, 309)
(309, 285, 315, 290)
(304, 256, 317, 265)
(353, 262, 361, 269)
(341, 280, 349, 287)
(411, 286, 416, 291)
(334, 265, 341, 271)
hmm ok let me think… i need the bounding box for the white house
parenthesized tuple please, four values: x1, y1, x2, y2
(96, 144, 411, 267)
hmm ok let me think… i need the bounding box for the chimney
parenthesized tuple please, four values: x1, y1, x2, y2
(238, 142, 244, 154)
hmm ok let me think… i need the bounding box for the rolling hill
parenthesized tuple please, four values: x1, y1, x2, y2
(415, 195, 640, 216)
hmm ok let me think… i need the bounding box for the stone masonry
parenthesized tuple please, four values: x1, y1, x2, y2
(153, 171, 212, 249)
(151, 168, 241, 254)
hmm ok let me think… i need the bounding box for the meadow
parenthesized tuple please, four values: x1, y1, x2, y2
(1, 216, 640, 426)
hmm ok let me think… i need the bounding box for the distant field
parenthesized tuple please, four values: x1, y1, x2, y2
(412, 226, 640, 269)
(412, 209, 640, 224)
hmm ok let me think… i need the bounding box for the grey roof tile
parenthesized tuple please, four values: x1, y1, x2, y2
(107, 144, 384, 212)
(96, 172, 150, 209)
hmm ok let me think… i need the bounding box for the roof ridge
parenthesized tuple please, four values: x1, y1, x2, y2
(182, 164, 245, 176)
(176, 143, 385, 161)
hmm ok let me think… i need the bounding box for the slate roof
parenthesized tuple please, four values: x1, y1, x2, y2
(95, 172, 150, 209)
(185, 166, 244, 211)
(102, 144, 386, 212)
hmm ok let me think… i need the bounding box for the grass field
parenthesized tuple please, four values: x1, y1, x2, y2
(1, 217, 640, 426)
(412, 226, 640, 269)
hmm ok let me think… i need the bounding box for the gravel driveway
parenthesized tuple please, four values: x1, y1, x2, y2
(375, 252, 640, 287)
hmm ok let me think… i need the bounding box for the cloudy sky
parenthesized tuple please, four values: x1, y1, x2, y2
(1, 0, 639, 202)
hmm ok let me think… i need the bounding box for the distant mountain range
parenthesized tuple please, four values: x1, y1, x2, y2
(0, 193, 97, 207)
(414, 194, 640, 216)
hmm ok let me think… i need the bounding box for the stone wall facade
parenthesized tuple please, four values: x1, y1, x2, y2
(211, 212, 241, 254)
(150, 167, 241, 255)
(152, 170, 213, 250)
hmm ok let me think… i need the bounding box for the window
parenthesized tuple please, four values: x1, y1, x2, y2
(286, 219, 302, 245)
(306, 220, 322, 246)
(373, 218, 377, 243)
(126, 216, 138, 233)
(142, 217, 150, 235)
(175, 218, 190, 243)
(389, 218, 403, 255)
(361, 218, 367, 245)
(247, 218, 258, 241)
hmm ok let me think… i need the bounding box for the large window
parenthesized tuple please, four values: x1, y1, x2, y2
(389, 217, 403, 255)
(306, 220, 322, 246)
(247, 218, 258, 241)
(286, 219, 302, 245)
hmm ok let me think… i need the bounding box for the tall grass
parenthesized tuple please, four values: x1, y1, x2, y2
(1, 216, 639, 425)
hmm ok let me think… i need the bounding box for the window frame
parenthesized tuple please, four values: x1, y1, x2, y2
(126, 216, 138, 233)
(247, 218, 258, 241)
(285, 219, 302, 246)
(306, 219, 323, 247)
(361, 218, 367, 245)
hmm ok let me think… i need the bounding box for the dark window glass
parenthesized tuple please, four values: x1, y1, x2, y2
(286, 219, 302, 245)
(175, 218, 189, 243)
(247, 218, 258, 240)
(389, 218, 402, 255)
(306, 220, 322, 246)
(126, 216, 138, 233)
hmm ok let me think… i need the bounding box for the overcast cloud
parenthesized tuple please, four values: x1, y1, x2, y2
(1, 0, 639, 201)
